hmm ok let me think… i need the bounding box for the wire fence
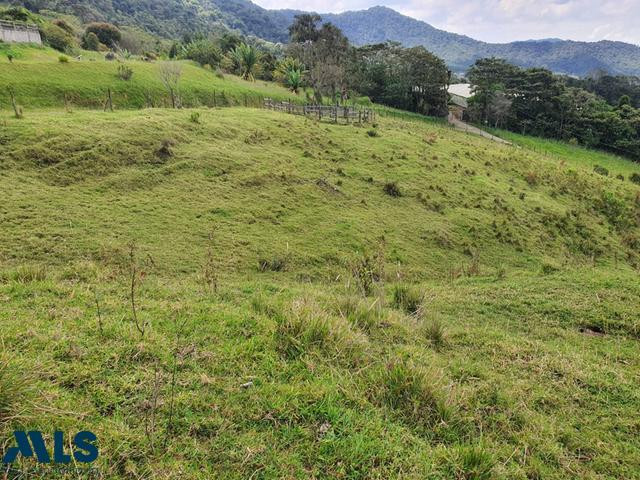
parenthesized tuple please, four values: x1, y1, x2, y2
(263, 99, 375, 123)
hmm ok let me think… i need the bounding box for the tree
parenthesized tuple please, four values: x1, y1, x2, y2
(288, 21, 350, 103)
(218, 33, 243, 54)
(158, 62, 182, 108)
(289, 14, 321, 43)
(275, 57, 307, 93)
(231, 43, 260, 81)
(85, 22, 122, 48)
(348, 43, 449, 116)
(467, 58, 519, 123)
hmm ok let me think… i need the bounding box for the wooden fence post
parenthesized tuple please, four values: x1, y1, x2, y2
(103, 88, 113, 112)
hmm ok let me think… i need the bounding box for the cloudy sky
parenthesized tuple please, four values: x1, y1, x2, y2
(252, 0, 640, 45)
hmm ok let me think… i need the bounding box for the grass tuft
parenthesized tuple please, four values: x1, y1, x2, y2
(392, 284, 423, 315)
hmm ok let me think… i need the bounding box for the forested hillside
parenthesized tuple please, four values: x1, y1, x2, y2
(10, 0, 640, 76)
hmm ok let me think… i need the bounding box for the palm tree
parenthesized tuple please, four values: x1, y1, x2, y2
(285, 69, 303, 94)
(275, 57, 307, 93)
(232, 43, 260, 81)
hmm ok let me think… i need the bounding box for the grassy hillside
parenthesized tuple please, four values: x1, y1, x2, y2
(0, 105, 639, 479)
(0, 44, 303, 110)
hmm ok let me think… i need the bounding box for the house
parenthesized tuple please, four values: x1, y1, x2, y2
(0, 20, 42, 45)
(448, 83, 472, 120)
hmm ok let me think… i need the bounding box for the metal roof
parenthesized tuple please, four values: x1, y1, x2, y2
(448, 83, 473, 99)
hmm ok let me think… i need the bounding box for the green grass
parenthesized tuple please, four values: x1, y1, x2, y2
(490, 127, 640, 178)
(0, 44, 304, 110)
(0, 106, 639, 478)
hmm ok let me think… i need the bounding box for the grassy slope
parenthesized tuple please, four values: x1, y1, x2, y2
(0, 44, 303, 109)
(0, 106, 639, 479)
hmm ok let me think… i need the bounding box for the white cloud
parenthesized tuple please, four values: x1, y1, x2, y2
(251, 0, 640, 45)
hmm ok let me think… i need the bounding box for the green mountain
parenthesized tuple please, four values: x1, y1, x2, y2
(15, 0, 640, 76)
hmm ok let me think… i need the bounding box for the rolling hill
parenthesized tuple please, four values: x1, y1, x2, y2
(2, 42, 640, 479)
(12, 0, 640, 76)
(2, 103, 640, 479)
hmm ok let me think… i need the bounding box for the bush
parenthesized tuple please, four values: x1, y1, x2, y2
(85, 22, 122, 48)
(52, 19, 74, 35)
(181, 39, 222, 68)
(42, 23, 76, 52)
(350, 248, 385, 297)
(58, 55, 69, 63)
(597, 191, 632, 230)
(383, 181, 402, 197)
(117, 64, 133, 80)
(105, 52, 116, 61)
(630, 173, 640, 185)
(81, 32, 101, 51)
(392, 284, 423, 315)
(189, 112, 201, 124)
(366, 129, 379, 137)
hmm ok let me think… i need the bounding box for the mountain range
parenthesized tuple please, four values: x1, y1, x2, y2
(20, 0, 640, 76)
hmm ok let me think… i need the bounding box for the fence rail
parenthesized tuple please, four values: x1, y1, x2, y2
(263, 99, 375, 124)
(0, 20, 40, 31)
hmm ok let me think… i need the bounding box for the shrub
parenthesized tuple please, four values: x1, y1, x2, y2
(117, 64, 133, 80)
(630, 173, 640, 185)
(81, 32, 101, 51)
(541, 262, 559, 275)
(181, 39, 222, 68)
(597, 191, 632, 230)
(85, 22, 122, 48)
(392, 284, 423, 315)
(189, 112, 201, 124)
(350, 248, 385, 296)
(383, 181, 402, 197)
(58, 55, 69, 63)
(105, 52, 116, 61)
(42, 23, 76, 52)
(593, 165, 609, 177)
(366, 129, 379, 137)
(52, 19, 74, 35)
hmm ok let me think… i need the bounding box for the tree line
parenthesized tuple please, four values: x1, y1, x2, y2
(168, 14, 451, 116)
(466, 58, 640, 161)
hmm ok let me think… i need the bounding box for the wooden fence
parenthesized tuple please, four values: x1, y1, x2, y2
(263, 99, 375, 124)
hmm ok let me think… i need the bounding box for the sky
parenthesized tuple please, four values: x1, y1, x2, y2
(251, 0, 640, 45)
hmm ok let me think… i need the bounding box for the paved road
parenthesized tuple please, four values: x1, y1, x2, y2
(448, 114, 512, 145)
